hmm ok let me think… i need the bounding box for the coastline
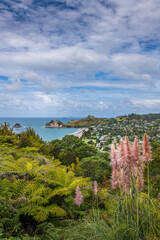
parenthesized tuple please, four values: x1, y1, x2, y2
(70, 128, 89, 138)
(0, 117, 90, 141)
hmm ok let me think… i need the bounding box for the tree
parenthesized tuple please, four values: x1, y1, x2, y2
(80, 153, 111, 183)
(58, 151, 77, 165)
(18, 127, 44, 148)
(49, 135, 97, 165)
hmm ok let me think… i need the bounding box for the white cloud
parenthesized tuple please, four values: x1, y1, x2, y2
(23, 72, 63, 92)
(0, 47, 108, 74)
(6, 78, 22, 91)
(98, 101, 109, 110)
(0, 0, 160, 116)
(129, 99, 160, 109)
(111, 53, 160, 83)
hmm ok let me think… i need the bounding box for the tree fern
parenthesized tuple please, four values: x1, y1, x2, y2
(0, 153, 89, 222)
(22, 204, 67, 222)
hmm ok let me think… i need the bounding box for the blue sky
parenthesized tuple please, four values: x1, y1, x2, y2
(0, 0, 160, 117)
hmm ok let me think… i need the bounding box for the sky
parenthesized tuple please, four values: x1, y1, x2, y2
(0, 0, 160, 117)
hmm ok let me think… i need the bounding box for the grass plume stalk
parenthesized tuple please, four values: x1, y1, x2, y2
(75, 186, 84, 207)
(110, 134, 156, 239)
(143, 133, 153, 232)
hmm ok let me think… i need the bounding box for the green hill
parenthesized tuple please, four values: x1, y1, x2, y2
(65, 115, 108, 127)
(117, 113, 160, 122)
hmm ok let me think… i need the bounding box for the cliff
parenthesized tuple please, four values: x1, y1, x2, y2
(45, 120, 64, 128)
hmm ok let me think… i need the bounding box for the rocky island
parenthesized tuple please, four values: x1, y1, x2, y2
(45, 119, 89, 138)
(13, 123, 22, 128)
(45, 120, 64, 128)
(45, 116, 108, 128)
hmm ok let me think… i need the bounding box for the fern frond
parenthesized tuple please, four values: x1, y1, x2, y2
(68, 177, 90, 190)
(45, 188, 72, 202)
(22, 204, 66, 222)
(10, 179, 27, 199)
(35, 176, 65, 187)
(0, 178, 12, 198)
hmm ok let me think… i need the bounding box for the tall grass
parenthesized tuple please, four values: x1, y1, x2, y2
(37, 201, 159, 240)
(110, 134, 160, 240)
(36, 134, 160, 240)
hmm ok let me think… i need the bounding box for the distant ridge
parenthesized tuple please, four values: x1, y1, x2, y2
(45, 113, 160, 128)
(64, 115, 108, 127)
(116, 113, 160, 122)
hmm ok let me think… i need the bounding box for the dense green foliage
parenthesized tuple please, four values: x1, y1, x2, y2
(117, 113, 160, 122)
(65, 115, 108, 127)
(80, 153, 111, 183)
(49, 135, 97, 165)
(0, 125, 91, 237)
(46, 113, 160, 129)
(81, 113, 160, 153)
(65, 113, 160, 128)
(149, 142, 160, 197)
(0, 122, 159, 239)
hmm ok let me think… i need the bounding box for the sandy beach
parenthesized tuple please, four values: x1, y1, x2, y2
(71, 128, 89, 138)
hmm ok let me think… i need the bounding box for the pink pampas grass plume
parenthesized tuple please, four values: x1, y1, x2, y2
(125, 136, 132, 167)
(93, 181, 98, 195)
(132, 138, 140, 177)
(133, 138, 141, 164)
(117, 140, 126, 168)
(110, 144, 117, 169)
(136, 164, 144, 192)
(120, 168, 125, 192)
(75, 186, 83, 207)
(124, 136, 133, 189)
(143, 134, 152, 162)
(133, 138, 144, 191)
(111, 168, 119, 189)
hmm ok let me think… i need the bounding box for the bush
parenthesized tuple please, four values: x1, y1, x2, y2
(0, 199, 21, 238)
(18, 128, 44, 148)
(80, 154, 111, 183)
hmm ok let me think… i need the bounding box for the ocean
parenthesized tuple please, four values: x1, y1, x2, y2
(0, 117, 80, 142)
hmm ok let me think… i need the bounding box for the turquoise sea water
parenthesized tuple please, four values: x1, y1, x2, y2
(0, 117, 80, 142)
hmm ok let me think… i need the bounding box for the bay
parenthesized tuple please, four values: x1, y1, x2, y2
(0, 117, 80, 142)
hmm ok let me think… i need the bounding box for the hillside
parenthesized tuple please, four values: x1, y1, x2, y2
(116, 113, 160, 122)
(0, 119, 159, 239)
(65, 115, 108, 127)
(45, 113, 160, 128)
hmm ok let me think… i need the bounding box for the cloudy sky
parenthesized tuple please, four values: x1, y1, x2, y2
(0, 0, 160, 117)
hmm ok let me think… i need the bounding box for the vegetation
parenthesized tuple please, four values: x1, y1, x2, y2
(49, 135, 97, 165)
(65, 113, 160, 128)
(45, 120, 64, 128)
(80, 153, 111, 182)
(65, 115, 108, 127)
(45, 115, 108, 128)
(81, 113, 160, 152)
(0, 118, 159, 239)
(118, 113, 160, 122)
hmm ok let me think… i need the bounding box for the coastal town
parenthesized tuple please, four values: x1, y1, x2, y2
(81, 114, 160, 151)
(44, 114, 160, 152)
